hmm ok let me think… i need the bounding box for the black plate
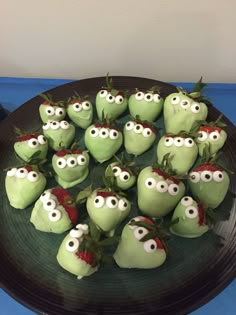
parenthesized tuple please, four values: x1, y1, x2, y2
(0, 76, 236, 315)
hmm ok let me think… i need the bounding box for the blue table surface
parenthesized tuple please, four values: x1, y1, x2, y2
(0, 77, 235, 315)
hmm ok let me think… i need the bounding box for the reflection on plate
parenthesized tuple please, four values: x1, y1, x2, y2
(0, 77, 235, 315)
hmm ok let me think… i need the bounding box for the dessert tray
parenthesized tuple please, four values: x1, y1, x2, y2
(0, 76, 235, 315)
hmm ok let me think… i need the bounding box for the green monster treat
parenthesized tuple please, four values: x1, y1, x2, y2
(84, 122, 123, 163)
(128, 87, 164, 122)
(14, 133, 48, 162)
(123, 120, 156, 156)
(95, 75, 128, 120)
(39, 94, 66, 123)
(86, 189, 131, 236)
(156, 134, 198, 175)
(52, 149, 90, 188)
(30, 187, 78, 233)
(105, 162, 136, 191)
(43, 120, 75, 151)
(170, 196, 209, 238)
(113, 216, 167, 269)
(5, 166, 47, 209)
(66, 95, 93, 129)
(188, 163, 230, 209)
(137, 165, 185, 217)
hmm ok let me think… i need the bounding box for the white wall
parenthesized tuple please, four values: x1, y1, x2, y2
(0, 0, 236, 82)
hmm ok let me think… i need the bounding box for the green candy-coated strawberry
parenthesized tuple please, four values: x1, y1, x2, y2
(39, 101, 66, 123)
(67, 99, 93, 129)
(105, 162, 136, 190)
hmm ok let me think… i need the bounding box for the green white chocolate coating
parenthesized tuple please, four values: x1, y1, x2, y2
(123, 121, 156, 156)
(170, 196, 209, 238)
(84, 123, 123, 163)
(137, 166, 185, 217)
(114, 216, 166, 269)
(39, 102, 66, 123)
(30, 188, 78, 233)
(5, 166, 47, 209)
(43, 120, 75, 151)
(128, 90, 164, 122)
(67, 100, 93, 129)
(156, 135, 198, 175)
(105, 162, 136, 190)
(163, 92, 208, 134)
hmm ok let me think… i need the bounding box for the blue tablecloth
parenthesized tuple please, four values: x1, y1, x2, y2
(0, 77, 235, 315)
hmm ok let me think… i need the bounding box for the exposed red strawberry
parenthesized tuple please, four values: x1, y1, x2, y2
(16, 133, 40, 142)
(197, 201, 207, 226)
(55, 149, 84, 157)
(96, 191, 116, 198)
(193, 164, 222, 173)
(24, 166, 34, 172)
(199, 126, 222, 133)
(142, 217, 154, 225)
(41, 101, 53, 106)
(76, 250, 97, 267)
(152, 167, 180, 185)
(94, 123, 119, 131)
(154, 237, 164, 249)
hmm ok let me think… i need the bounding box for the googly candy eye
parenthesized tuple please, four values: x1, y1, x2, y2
(44, 199, 57, 211)
(128, 216, 144, 229)
(109, 129, 119, 139)
(142, 128, 152, 138)
(45, 106, 55, 116)
(82, 101, 91, 111)
(42, 122, 50, 130)
(72, 102, 82, 112)
(156, 181, 168, 193)
(48, 209, 61, 222)
(16, 168, 28, 179)
(197, 131, 208, 142)
(77, 155, 87, 166)
(174, 137, 184, 147)
(66, 238, 79, 252)
(115, 95, 124, 105)
(66, 157, 77, 168)
(134, 124, 143, 134)
(191, 103, 201, 113)
(40, 191, 51, 202)
(99, 128, 109, 138)
(37, 135, 47, 145)
(213, 171, 224, 182)
(181, 196, 193, 207)
(168, 184, 179, 196)
(209, 131, 220, 141)
(145, 177, 156, 189)
(119, 171, 130, 182)
(106, 196, 119, 208)
(60, 121, 70, 130)
(50, 121, 60, 130)
(118, 198, 129, 211)
(164, 137, 174, 147)
(99, 90, 108, 98)
(184, 138, 195, 147)
(134, 227, 149, 240)
(144, 239, 157, 253)
(106, 93, 115, 103)
(56, 158, 67, 169)
(70, 227, 84, 239)
(27, 171, 39, 182)
(55, 107, 65, 117)
(7, 168, 17, 177)
(189, 172, 200, 183)
(28, 138, 39, 148)
(180, 99, 190, 108)
(135, 91, 144, 101)
(153, 94, 161, 103)
(171, 96, 180, 105)
(94, 196, 105, 208)
(125, 121, 135, 131)
(185, 206, 198, 219)
(144, 93, 153, 102)
(112, 166, 121, 177)
(76, 224, 89, 234)
(201, 170, 212, 182)
(90, 127, 99, 137)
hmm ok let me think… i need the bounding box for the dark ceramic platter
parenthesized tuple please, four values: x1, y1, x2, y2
(0, 77, 235, 315)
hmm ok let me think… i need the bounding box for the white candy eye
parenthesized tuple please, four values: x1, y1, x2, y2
(164, 137, 174, 147)
(134, 227, 149, 240)
(174, 137, 184, 147)
(153, 94, 161, 103)
(112, 166, 121, 177)
(70, 228, 84, 239)
(27, 171, 39, 182)
(134, 124, 144, 134)
(209, 131, 220, 141)
(142, 128, 153, 137)
(45, 106, 55, 116)
(189, 172, 200, 183)
(120, 171, 130, 182)
(55, 107, 65, 117)
(7, 168, 17, 177)
(16, 168, 28, 178)
(67, 157, 77, 168)
(99, 90, 108, 98)
(56, 158, 67, 169)
(42, 122, 50, 130)
(77, 155, 87, 166)
(94, 196, 105, 208)
(82, 101, 91, 111)
(106, 196, 119, 208)
(156, 181, 168, 193)
(184, 138, 195, 147)
(40, 191, 51, 202)
(118, 198, 129, 211)
(115, 95, 124, 104)
(60, 121, 70, 130)
(50, 121, 60, 130)
(201, 170, 213, 182)
(145, 177, 156, 189)
(135, 91, 144, 100)
(109, 129, 119, 139)
(76, 224, 89, 234)
(168, 183, 179, 196)
(37, 135, 47, 145)
(144, 93, 153, 102)
(191, 103, 201, 113)
(213, 170, 224, 182)
(185, 206, 198, 219)
(197, 131, 208, 142)
(99, 128, 109, 138)
(181, 196, 193, 207)
(171, 96, 180, 105)
(66, 238, 79, 252)
(106, 93, 115, 103)
(125, 121, 135, 131)
(128, 217, 143, 229)
(90, 127, 99, 137)
(144, 239, 157, 253)
(44, 199, 57, 211)
(72, 102, 82, 112)
(28, 138, 39, 148)
(48, 209, 61, 222)
(180, 99, 190, 108)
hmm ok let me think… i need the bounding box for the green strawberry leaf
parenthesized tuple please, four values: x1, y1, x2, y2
(192, 77, 207, 93)
(88, 219, 101, 242)
(75, 185, 93, 204)
(98, 236, 120, 247)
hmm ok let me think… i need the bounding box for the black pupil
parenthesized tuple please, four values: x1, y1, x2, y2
(47, 202, 51, 206)
(166, 139, 169, 142)
(150, 244, 155, 250)
(53, 122, 56, 125)
(161, 185, 164, 188)
(69, 241, 74, 247)
(205, 174, 211, 179)
(48, 110, 51, 113)
(33, 173, 37, 177)
(111, 199, 116, 205)
(148, 181, 152, 186)
(95, 198, 99, 203)
(124, 175, 129, 180)
(81, 158, 85, 162)
(178, 139, 181, 142)
(119, 98, 122, 102)
(173, 187, 178, 192)
(113, 132, 117, 136)
(113, 168, 118, 173)
(195, 106, 199, 110)
(173, 97, 176, 101)
(189, 209, 194, 214)
(147, 95, 151, 99)
(59, 111, 63, 115)
(124, 202, 127, 207)
(183, 101, 188, 105)
(138, 229, 143, 234)
(91, 130, 95, 134)
(33, 141, 37, 145)
(71, 160, 75, 164)
(213, 135, 217, 139)
(136, 126, 140, 130)
(59, 161, 62, 165)
(184, 197, 189, 201)
(138, 93, 141, 97)
(127, 123, 130, 127)
(219, 174, 222, 178)
(147, 131, 150, 134)
(102, 131, 106, 135)
(52, 213, 56, 217)
(20, 170, 24, 173)
(76, 105, 79, 108)
(109, 96, 113, 100)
